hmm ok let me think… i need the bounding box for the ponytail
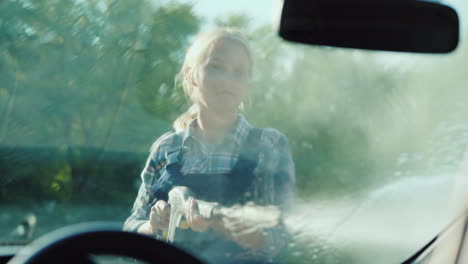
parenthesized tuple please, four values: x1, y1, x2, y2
(173, 104, 198, 133)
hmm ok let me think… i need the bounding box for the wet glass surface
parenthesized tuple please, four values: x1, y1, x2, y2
(1, 0, 468, 263)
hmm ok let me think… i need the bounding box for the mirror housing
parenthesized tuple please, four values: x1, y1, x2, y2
(278, 0, 459, 53)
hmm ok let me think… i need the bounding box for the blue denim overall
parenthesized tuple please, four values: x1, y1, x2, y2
(150, 129, 267, 264)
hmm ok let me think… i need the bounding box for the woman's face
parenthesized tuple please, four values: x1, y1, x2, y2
(194, 38, 251, 113)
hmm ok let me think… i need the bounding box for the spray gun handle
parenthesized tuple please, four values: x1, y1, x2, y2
(166, 186, 223, 243)
(166, 187, 192, 243)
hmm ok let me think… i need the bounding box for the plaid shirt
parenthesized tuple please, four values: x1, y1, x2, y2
(124, 115, 295, 260)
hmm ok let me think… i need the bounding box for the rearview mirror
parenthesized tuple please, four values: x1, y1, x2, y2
(278, 0, 459, 53)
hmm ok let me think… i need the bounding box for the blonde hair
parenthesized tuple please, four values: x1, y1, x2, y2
(173, 27, 252, 133)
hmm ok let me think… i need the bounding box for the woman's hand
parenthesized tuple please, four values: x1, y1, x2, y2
(185, 197, 212, 232)
(219, 217, 265, 250)
(149, 200, 171, 233)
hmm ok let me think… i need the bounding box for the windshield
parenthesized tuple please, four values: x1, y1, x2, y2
(1, 0, 467, 263)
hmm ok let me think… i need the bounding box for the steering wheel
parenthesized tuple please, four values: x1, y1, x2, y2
(7, 222, 204, 264)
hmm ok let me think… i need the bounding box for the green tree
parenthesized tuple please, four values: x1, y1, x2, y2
(0, 0, 200, 201)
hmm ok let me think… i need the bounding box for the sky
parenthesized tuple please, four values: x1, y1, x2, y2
(188, 0, 276, 27)
(188, 0, 468, 29)
(182, 0, 468, 68)
(445, 0, 468, 29)
(150, 0, 468, 30)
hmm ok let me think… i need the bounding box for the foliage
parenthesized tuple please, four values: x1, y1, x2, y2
(0, 0, 200, 201)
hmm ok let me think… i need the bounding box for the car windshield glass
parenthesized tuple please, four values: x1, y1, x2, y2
(0, 0, 467, 263)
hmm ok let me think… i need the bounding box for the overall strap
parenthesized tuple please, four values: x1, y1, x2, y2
(223, 128, 263, 204)
(239, 128, 263, 161)
(149, 132, 183, 201)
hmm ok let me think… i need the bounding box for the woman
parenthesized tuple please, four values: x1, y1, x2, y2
(124, 27, 295, 264)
